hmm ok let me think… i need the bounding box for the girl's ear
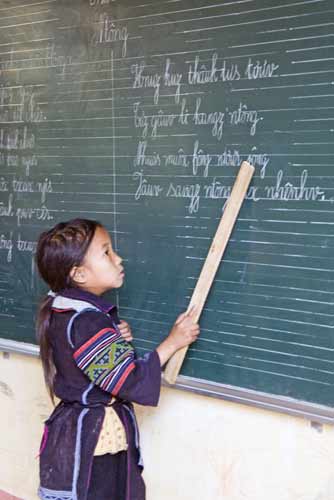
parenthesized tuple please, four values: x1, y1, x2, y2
(69, 266, 86, 285)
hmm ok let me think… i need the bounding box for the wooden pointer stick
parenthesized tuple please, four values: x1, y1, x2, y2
(163, 161, 255, 385)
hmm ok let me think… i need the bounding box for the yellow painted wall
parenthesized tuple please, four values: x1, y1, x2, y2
(1, 351, 334, 500)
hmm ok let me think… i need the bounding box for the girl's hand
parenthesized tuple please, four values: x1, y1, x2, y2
(168, 308, 200, 351)
(156, 307, 200, 366)
(118, 320, 133, 342)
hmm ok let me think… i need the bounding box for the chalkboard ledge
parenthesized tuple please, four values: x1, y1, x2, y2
(0, 338, 39, 357)
(168, 375, 334, 425)
(0, 338, 332, 425)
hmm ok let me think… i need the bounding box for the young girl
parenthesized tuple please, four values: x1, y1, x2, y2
(36, 218, 199, 500)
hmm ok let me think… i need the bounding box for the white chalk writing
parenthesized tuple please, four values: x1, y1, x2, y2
(0, 232, 13, 263)
(188, 53, 241, 84)
(228, 103, 261, 136)
(164, 58, 182, 104)
(193, 98, 225, 140)
(265, 170, 325, 202)
(166, 181, 201, 214)
(131, 63, 161, 105)
(0, 154, 38, 175)
(0, 87, 45, 123)
(90, 0, 111, 5)
(93, 14, 129, 57)
(134, 141, 161, 167)
(16, 205, 53, 227)
(245, 58, 279, 80)
(192, 140, 212, 177)
(133, 171, 163, 200)
(12, 177, 52, 204)
(17, 234, 37, 254)
(0, 232, 38, 263)
(0, 44, 74, 80)
(0, 127, 35, 150)
(164, 148, 189, 168)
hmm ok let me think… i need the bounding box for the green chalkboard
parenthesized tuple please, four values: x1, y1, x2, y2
(0, 0, 333, 413)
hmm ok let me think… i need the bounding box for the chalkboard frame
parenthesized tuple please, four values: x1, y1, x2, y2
(0, 0, 333, 425)
(1, 338, 333, 425)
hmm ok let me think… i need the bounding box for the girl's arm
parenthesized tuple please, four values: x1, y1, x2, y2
(116, 311, 199, 405)
(118, 312, 199, 365)
(156, 310, 199, 366)
(71, 310, 199, 406)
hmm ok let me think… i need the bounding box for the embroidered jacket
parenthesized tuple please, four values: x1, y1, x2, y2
(38, 288, 162, 500)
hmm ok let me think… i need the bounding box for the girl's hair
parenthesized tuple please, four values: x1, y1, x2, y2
(35, 218, 102, 401)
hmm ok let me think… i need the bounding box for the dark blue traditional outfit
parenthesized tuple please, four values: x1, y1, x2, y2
(38, 288, 161, 500)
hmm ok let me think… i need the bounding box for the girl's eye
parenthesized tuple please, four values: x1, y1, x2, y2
(105, 249, 109, 255)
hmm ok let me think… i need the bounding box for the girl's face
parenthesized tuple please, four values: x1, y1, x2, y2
(73, 226, 124, 295)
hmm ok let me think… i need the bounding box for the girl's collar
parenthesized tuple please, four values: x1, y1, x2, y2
(50, 287, 116, 314)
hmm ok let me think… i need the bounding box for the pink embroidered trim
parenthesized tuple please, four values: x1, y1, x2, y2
(36, 425, 49, 459)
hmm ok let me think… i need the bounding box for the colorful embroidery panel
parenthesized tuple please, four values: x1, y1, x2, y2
(73, 327, 135, 395)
